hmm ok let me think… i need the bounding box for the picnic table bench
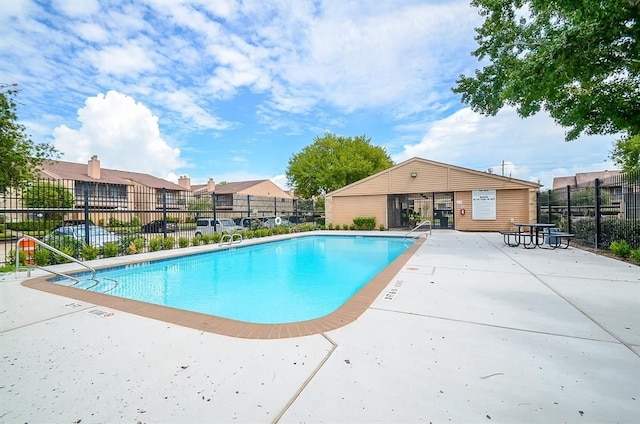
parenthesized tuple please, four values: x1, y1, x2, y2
(543, 229, 575, 249)
(500, 225, 574, 249)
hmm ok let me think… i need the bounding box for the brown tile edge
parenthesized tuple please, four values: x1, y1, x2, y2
(21, 236, 425, 339)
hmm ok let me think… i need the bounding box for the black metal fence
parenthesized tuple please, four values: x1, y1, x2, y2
(537, 171, 640, 249)
(0, 178, 320, 264)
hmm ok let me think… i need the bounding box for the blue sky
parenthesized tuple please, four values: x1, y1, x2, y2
(2, 0, 617, 190)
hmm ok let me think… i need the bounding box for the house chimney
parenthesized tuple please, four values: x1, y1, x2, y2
(178, 175, 191, 190)
(207, 178, 216, 193)
(88, 155, 100, 179)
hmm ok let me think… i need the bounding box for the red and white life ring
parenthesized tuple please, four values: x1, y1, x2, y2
(460, 208, 466, 215)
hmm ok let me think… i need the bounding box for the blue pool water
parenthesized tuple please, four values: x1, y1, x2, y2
(57, 235, 414, 324)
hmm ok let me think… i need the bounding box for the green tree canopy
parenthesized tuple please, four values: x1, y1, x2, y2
(1, 83, 58, 192)
(610, 135, 640, 174)
(453, 1, 640, 141)
(286, 133, 393, 198)
(23, 181, 74, 219)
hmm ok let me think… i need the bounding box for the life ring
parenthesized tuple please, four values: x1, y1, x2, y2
(460, 208, 466, 215)
(274, 216, 282, 225)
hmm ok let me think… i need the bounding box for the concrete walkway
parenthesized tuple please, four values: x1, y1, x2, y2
(1, 231, 639, 423)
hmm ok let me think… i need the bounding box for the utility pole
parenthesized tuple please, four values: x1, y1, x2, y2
(501, 160, 505, 176)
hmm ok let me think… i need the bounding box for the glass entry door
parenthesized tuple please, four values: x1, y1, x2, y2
(433, 192, 454, 229)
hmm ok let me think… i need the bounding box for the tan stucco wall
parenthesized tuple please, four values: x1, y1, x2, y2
(454, 189, 536, 231)
(330, 195, 387, 228)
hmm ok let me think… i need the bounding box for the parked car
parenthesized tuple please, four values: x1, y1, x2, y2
(195, 218, 243, 235)
(262, 217, 292, 228)
(55, 219, 94, 229)
(234, 217, 264, 229)
(286, 216, 307, 224)
(45, 224, 120, 248)
(141, 219, 179, 233)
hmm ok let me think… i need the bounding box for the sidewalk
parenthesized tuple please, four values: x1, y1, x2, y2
(1, 231, 639, 423)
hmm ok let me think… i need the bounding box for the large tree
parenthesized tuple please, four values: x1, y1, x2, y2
(1, 83, 58, 192)
(610, 134, 640, 174)
(22, 181, 74, 219)
(286, 133, 393, 198)
(453, 1, 640, 141)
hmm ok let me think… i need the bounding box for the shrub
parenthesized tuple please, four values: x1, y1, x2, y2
(610, 240, 632, 258)
(349, 224, 356, 230)
(125, 237, 145, 255)
(315, 217, 326, 227)
(149, 236, 163, 252)
(353, 216, 376, 230)
(213, 232, 222, 243)
(121, 234, 145, 253)
(342, 224, 349, 230)
(379, 224, 385, 231)
(34, 247, 52, 265)
(82, 245, 99, 260)
(130, 216, 142, 227)
(163, 237, 175, 250)
(47, 235, 83, 259)
(178, 237, 189, 248)
(103, 242, 120, 258)
(201, 234, 213, 245)
(192, 235, 203, 246)
(630, 248, 640, 264)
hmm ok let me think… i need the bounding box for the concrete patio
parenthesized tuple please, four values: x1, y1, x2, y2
(1, 231, 639, 423)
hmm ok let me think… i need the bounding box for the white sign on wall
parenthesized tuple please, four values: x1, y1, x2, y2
(472, 190, 496, 220)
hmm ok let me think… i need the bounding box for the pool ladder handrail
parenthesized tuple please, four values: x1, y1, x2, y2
(15, 235, 97, 285)
(405, 220, 432, 239)
(219, 232, 243, 246)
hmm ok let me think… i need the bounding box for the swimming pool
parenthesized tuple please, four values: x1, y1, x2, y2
(52, 235, 415, 324)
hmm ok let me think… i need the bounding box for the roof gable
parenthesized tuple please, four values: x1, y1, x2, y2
(327, 157, 540, 197)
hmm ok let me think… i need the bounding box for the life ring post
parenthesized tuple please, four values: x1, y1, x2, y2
(18, 238, 37, 265)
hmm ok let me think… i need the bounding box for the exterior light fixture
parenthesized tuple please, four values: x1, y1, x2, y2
(411, 172, 417, 178)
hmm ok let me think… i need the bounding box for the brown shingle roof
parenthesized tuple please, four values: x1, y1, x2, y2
(39, 159, 185, 191)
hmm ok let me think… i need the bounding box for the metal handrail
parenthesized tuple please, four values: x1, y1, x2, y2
(219, 233, 243, 246)
(404, 220, 432, 238)
(15, 235, 97, 281)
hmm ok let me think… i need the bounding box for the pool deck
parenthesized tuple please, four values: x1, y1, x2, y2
(1, 230, 639, 423)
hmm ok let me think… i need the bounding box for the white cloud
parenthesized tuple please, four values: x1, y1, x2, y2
(52, 0, 100, 17)
(271, 174, 289, 190)
(52, 90, 186, 179)
(74, 22, 109, 43)
(392, 107, 616, 188)
(84, 40, 157, 75)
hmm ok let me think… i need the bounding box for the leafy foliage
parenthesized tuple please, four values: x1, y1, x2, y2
(610, 135, 640, 174)
(286, 133, 393, 198)
(22, 182, 74, 216)
(453, 1, 640, 141)
(1, 84, 59, 192)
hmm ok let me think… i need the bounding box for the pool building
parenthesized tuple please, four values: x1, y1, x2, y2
(325, 157, 541, 231)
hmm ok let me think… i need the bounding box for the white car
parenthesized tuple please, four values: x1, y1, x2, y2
(195, 218, 243, 235)
(45, 224, 121, 248)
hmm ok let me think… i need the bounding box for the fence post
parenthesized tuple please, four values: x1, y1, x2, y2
(595, 178, 602, 249)
(247, 194, 251, 217)
(274, 197, 277, 216)
(162, 188, 167, 237)
(547, 190, 552, 223)
(211, 193, 217, 232)
(566, 185, 572, 234)
(83, 181, 90, 245)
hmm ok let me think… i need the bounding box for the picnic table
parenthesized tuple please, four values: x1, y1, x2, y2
(500, 223, 575, 249)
